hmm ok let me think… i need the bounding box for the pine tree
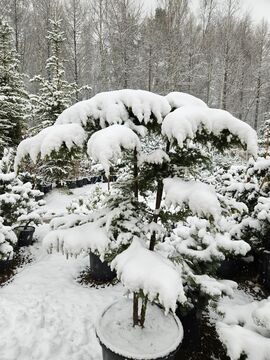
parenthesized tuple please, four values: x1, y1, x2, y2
(0, 21, 30, 155)
(30, 19, 80, 134)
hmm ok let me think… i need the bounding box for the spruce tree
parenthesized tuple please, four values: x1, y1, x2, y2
(30, 19, 80, 134)
(0, 21, 30, 155)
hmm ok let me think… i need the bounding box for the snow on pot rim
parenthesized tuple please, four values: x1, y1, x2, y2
(96, 298, 183, 360)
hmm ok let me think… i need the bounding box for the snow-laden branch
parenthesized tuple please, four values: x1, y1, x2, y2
(15, 124, 86, 171)
(166, 92, 208, 109)
(87, 124, 141, 176)
(56, 89, 171, 127)
(163, 178, 221, 219)
(111, 238, 187, 313)
(162, 106, 258, 157)
(43, 221, 110, 258)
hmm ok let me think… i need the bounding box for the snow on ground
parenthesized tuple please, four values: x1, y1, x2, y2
(0, 185, 123, 360)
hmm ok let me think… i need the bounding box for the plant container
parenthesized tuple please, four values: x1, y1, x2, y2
(35, 193, 44, 201)
(0, 258, 13, 272)
(175, 305, 202, 352)
(90, 176, 102, 184)
(39, 183, 52, 194)
(14, 226, 35, 247)
(217, 255, 255, 281)
(82, 178, 88, 186)
(90, 252, 116, 282)
(257, 250, 270, 291)
(96, 298, 183, 360)
(66, 180, 77, 189)
(76, 178, 84, 188)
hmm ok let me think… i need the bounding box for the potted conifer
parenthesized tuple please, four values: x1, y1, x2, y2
(15, 90, 257, 359)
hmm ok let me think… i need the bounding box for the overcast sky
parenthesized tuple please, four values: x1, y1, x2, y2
(141, 0, 270, 24)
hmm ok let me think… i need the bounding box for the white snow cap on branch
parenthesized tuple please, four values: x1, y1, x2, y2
(138, 149, 170, 166)
(166, 92, 208, 109)
(43, 221, 109, 258)
(163, 178, 221, 219)
(162, 106, 258, 156)
(56, 89, 171, 127)
(15, 124, 86, 170)
(87, 124, 141, 176)
(111, 238, 186, 313)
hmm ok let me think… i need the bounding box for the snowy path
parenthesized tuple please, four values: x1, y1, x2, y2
(0, 247, 123, 360)
(0, 187, 123, 360)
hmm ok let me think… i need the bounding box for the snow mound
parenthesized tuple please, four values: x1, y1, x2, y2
(15, 124, 86, 169)
(87, 125, 141, 176)
(111, 239, 186, 313)
(56, 89, 171, 127)
(163, 178, 221, 219)
(162, 106, 258, 156)
(43, 221, 110, 258)
(166, 92, 208, 109)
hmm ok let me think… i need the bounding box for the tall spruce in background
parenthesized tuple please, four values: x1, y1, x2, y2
(258, 115, 270, 157)
(30, 19, 77, 134)
(0, 21, 30, 155)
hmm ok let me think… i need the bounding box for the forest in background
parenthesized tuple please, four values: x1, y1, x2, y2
(0, 0, 270, 130)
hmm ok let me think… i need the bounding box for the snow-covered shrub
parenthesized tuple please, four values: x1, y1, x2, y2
(215, 293, 270, 360)
(0, 150, 44, 227)
(226, 157, 270, 251)
(16, 89, 257, 328)
(0, 217, 17, 260)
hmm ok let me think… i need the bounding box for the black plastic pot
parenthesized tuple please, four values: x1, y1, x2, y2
(14, 226, 35, 247)
(99, 340, 180, 360)
(217, 255, 255, 280)
(96, 299, 182, 360)
(35, 194, 44, 201)
(39, 183, 52, 194)
(66, 180, 77, 189)
(0, 258, 13, 272)
(175, 306, 202, 352)
(82, 178, 88, 186)
(257, 250, 270, 291)
(76, 178, 84, 188)
(89, 252, 116, 281)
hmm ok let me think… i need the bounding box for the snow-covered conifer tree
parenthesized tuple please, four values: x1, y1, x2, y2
(0, 21, 30, 155)
(30, 19, 84, 135)
(16, 90, 257, 329)
(0, 149, 43, 227)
